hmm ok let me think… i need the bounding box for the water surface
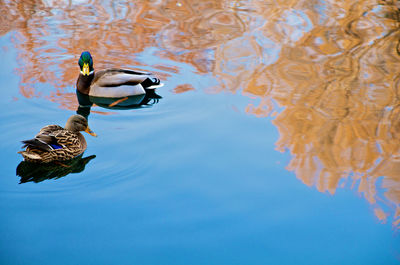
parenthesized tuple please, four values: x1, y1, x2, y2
(0, 0, 400, 264)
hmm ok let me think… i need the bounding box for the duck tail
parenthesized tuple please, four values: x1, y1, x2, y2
(141, 77, 162, 89)
(21, 138, 53, 151)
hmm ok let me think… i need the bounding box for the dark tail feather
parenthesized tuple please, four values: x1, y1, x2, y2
(141, 77, 160, 89)
(21, 139, 53, 151)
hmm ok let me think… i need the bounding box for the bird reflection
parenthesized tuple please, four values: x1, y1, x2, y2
(16, 154, 96, 184)
(76, 89, 162, 120)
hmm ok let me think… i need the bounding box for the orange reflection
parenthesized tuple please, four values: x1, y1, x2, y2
(173, 84, 195, 94)
(1, 0, 240, 104)
(2, 0, 400, 227)
(238, 1, 400, 228)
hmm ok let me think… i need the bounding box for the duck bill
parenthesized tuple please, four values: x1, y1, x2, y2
(85, 126, 97, 137)
(82, 63, 90, 76)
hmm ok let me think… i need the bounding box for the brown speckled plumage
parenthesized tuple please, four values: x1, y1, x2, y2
(18, 115, 95, 163)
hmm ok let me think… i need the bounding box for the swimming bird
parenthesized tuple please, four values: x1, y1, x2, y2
(76, 51, 162, 98)
(18, 115, 97, 163)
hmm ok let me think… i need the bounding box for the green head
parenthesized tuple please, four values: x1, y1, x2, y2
(78, 51, 94, 76)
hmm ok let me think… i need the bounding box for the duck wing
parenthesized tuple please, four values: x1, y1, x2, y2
(89, 69, 153, 97)
(22, 125, 82, 152)
(21, 125, 64, 151)
(102, 69, 162, 89)
(93, 69, 151, 87)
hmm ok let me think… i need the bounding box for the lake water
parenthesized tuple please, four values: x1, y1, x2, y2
(1, 0, 400, 264)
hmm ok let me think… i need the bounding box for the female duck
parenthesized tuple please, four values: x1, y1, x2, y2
(18, 115, 97, 163)
(76, 51, 162, 98)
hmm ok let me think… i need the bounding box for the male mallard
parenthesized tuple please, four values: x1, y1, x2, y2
(18, 115, 97, 163)
(76, 51, 162, 98)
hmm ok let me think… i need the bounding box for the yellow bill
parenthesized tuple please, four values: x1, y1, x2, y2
(82, 63, 90, 76)
(85, 126, 97, 137)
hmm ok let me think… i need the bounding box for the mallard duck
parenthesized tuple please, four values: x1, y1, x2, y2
(18, 115, 97, 163)
(76, 51, 162, 98)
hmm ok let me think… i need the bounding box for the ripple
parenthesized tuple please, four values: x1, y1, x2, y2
(159, 10, 245, 51)
(2, 0, 400, 229)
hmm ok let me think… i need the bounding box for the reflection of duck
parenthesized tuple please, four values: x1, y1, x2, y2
(18, 115, 97, 163)
(76, 89, 162, 120)
(76, 51, 163, 98)
(16, 154, 96, 184)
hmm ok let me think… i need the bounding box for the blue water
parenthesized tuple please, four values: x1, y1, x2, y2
(0, 11, 400, 265)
